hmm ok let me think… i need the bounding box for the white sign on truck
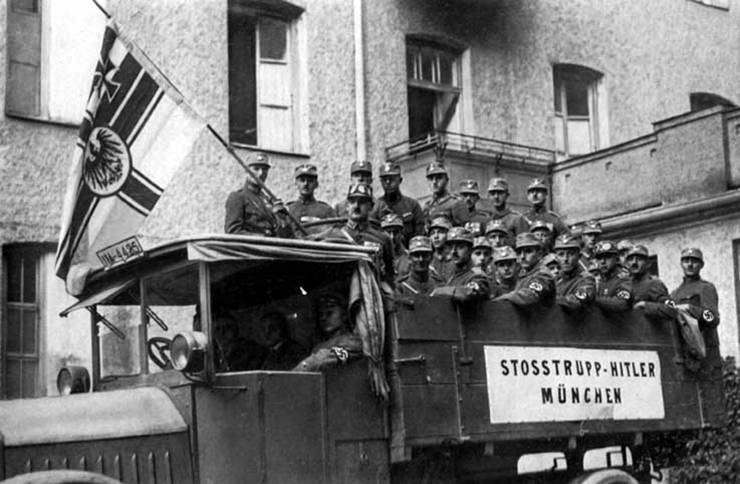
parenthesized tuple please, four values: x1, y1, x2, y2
(484, 345, 665, 424)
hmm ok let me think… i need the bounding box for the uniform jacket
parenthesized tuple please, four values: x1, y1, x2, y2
(522, 206, 568, 237)
(488, 206, 529, 237)
(491, 275, 517, 298)
(225, 183, 292, 237)
(296, 329, 363, 371)
(260, 339, 309, 371)
(423, 192, 470, 226)
(632, 273, 675, 320)
(671, 277, 720, 349)
(556, 266, 596, 311)
(496, 261, 555, 307)
(287, 196, 336, 222)
(595, 271, 633, 312)
(396, 270, 444, 296)
(434, 261, 490, 302)
(370, 191, 425, 243)
(465, 205, 492, 235)
(430, 254, 453, 281)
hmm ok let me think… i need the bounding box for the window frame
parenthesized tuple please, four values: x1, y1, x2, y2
(227, 1, 307, 155)
(553, 64, 606, 158)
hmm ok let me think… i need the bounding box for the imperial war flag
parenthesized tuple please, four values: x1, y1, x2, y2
(55, 20, 204, 294)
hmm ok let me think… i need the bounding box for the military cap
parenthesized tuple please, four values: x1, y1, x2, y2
(542, 253, 560, 267)
(248, 152, 271, 168)
(347, 183, 373, 200)
(408, 236, 433, 254)
(426, 161, 449, 177)
(380, 213, 404, 229)
(617, 239, 634, 253)
(625, 245, 649, 258)
(487, 177, 509, 193)
(527, 178, 548, 192)
(516, 232, 542, 249)
(493, 246, 517, 263)
(553, 233, 581, 250)
(530, 220, 553, 233)
(681, 247, 704, 262)
(458, 179, 480, 195)
(569, 223, 584, 237)
(429, 216, 452, 231)
(350, 160, 373, 174)
(473, 236, 492, 251)
(485, 219, 509, 236)
(447, 227, 474, 245)
(294, 163, 318, 178)
(594, 240, 619, 256)
(583, 220, 603, 235)
(379, 161, 401, 177)
(465, 221, 484, 236)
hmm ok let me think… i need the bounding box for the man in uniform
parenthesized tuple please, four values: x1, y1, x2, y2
(428, 215, 453, 281)
(335, 160, 373, 218)
(431, 227, 490, 302)
(553, 234, 596, 311)
(422, 161, 469, 226)
(616, 239, 634, 279)
(396, 236, 444, 297)
(494, 232, 555, 307)
(486, 177, 528, 240)
(627, 245, 676, 321)
(471, 236, 493, 276)
(224, 152, 294, 237)
(381, 213, 410, 278)
(530, 220, 555, 253)
(579, 220, 602, 273)
(522, 178, 567, 237)
(593, 240, 633, 312)
(541, 253, 561, 281)
(671, 248, 720, 367)
(371, 161, 424, 245)
(485, 219, 511, 248)
(315, 183, 395, 285)
(491, 246, 518, 297)
(287, 163, 336, 233)
(458, 180, 491, 235)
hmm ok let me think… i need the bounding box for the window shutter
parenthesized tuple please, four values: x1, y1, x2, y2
(6, 0, 42, 117)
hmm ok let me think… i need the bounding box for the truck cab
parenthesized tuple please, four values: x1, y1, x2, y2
(0, 235, 725, 484)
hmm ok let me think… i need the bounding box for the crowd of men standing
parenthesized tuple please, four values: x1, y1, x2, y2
(224, 152, 721, 371)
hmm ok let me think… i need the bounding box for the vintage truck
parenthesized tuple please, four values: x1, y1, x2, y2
(0, 235, 725, 484)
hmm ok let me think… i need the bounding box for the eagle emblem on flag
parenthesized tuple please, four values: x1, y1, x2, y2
(56, 19, 203, 293)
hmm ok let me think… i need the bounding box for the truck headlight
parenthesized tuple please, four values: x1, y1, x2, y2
(171, 331, 208, 372)
(57, 366, 90, 395)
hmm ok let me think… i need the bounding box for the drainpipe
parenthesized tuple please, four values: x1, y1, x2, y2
(353, 0, 366, 161)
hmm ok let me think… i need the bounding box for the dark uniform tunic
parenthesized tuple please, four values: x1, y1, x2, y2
(464, 206, 492, 236)
(295, 329, 363, 371)
(496, 261, 555, 307)
(396, 271, 444, 296)
(394, 250, 411, 279)
(490, 275, 517, 298)
(225, 182, 293, 237)
(595, 271, 633, 312)
(632, 273, 676, 321)
(556, 266, 596, 311)
(430, 254, 453, 282)
(370, 191, 425, 243)
(522, 206, 568, 238)
(488, 206, 529, 237)
(423, 192, 470, 227)
(260, 339, 309, 371)
(434, 262, 490, 302)
(287, 196, 336, 223)
(314, 221, 395, 284)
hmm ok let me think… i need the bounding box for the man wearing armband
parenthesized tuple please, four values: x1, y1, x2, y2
(628, 245, 676, 321)
(430, 227, 490, 302)
(554, 234, 596, 311)
(494, 232, 555, 307)
(593, 240, 633, 312)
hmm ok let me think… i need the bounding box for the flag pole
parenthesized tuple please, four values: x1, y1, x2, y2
(206, 126, 308, 236)
(88, 0, 307, 237)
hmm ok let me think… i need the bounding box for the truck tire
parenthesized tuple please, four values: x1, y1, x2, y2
(569, 469, 640, 484)
(1, 470, 123, 484)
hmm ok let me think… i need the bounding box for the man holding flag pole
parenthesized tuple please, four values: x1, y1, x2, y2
(56, 3, 305, 294)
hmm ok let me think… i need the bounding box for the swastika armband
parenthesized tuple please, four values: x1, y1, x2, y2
(664, 299, 677, 309)
(574, 290, 588, 301)
(616, 289, 631, 300)
(529, 281, 543, 292)
(702, 309, 715, 323)
(330, 347, 350, 364)
(466, 281, 481, 293)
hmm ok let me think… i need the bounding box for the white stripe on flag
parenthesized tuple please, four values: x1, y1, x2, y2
(86, 194, 118, 246)
(108, 36, 127, 68)
(128, 94, 202, 188)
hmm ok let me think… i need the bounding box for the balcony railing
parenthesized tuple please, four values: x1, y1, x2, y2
(385, 131, 556, 165)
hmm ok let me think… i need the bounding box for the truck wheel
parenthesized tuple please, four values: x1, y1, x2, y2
(1, 470, 123, 484)
(569, 469, 639, 484)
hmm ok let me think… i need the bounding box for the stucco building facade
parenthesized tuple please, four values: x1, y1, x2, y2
(1, 0, 739, 397)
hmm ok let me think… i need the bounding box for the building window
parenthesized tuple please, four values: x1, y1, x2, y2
(690, 92, 735, 112)
(228, 0, 304, 152)
(4, 247, 40, 399)
(553, 64, 606, 157)
(5, 0, 104, 123)
(406, 40, 462, 141)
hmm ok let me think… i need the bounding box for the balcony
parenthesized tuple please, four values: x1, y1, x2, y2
(385, 131, 556, 211)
